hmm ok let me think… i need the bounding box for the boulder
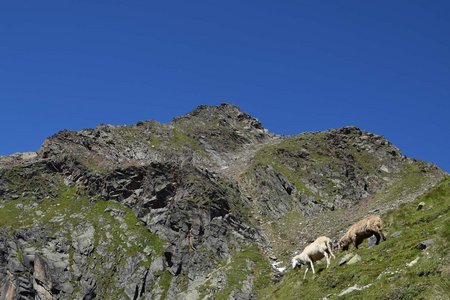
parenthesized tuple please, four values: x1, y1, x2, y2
(339, 253, 354, 266)
(417, 202, 426, 210)
(347, 254, 361, 265)
(416, 239, 434, 250)
(33, 254, 53, 300)
(368, 235, 378, 248)
(406, 257, 420, 267)
(338, 283, 372, 296)
(391, 231, 401, 238)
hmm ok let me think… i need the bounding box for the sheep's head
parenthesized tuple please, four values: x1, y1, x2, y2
(291, 256, 305, 269)
(291, 257, 298, 269)
(337, 238, 350, 251)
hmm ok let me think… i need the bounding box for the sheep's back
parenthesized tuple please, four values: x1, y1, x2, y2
(347, 215, 382, 235)
(302, 243, 326, 262)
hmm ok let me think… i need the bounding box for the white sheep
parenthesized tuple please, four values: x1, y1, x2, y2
(291, 236, 336, 279)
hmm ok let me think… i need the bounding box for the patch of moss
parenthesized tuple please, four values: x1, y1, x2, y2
(175, 272, 189, 292)
(349, 145, 379, 174)
(170, 128, 204, 152)
(2, 164, 59, 198)
(148, 134, 161, 149)
(159, 270, 173, 300)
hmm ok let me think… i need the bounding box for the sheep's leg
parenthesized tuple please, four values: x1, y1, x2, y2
(309, 259, 315, 275)
(374, 232, 381, 245)
(327, 244, 336, 259)
(380, 230, 386, 241)
(303, 267, 309, 280)
(324, 251, 330, 269)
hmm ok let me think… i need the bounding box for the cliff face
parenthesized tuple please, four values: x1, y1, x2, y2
(0, 104, 446, 299)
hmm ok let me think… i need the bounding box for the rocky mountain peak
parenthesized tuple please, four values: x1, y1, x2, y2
(174, 103, 263, 129)
(0, 105, 447, 300)
(173, 103, 269, 141)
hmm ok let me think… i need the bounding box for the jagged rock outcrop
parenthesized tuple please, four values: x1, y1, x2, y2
(0, 104, 446, 299)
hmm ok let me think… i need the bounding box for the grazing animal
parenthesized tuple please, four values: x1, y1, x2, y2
(338, 215, 386, 251)
(292, 236, 335, 279)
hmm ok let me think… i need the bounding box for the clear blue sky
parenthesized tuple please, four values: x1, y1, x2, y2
(1, 1, 449, 172)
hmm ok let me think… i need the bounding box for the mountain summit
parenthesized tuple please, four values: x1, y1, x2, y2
(0, 104, 447, 299)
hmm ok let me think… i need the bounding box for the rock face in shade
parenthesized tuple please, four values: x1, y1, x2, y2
(0, 104, 446, 299)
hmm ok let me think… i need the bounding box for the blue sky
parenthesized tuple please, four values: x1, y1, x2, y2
(1, 1, 449, 172)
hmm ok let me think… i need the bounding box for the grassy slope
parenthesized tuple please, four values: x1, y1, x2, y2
(247, 130, 443, 263)
(193, 244, 272, 300)
(260, 177, 450, 300)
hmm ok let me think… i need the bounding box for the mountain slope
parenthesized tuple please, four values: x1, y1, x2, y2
(0, 104, 446, 299)
(261, 177, 450, 299)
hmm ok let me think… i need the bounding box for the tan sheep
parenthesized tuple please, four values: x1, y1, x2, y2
(292, 236, 335, 279)
(338, 215, 386, 251)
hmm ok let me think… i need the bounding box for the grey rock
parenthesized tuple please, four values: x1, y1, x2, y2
(391, 231, 401, 238)
(33, 254, 53, 300)
(347, 254, 361, 265)
(339, 253, 354, 266)
(406, 257, 420, 267)
(416, 239, 434, 250)
(417, 202, 426, 210)
(22, 254, 35, 269)
(61, 282, 74, 294)
(338, 283, 372, 296)
(368, 235, 378, 248)
(72, 225, 95, 255)
(150, 257, 164, 273)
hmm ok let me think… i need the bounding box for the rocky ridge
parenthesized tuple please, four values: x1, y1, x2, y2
(0, 104, 446, 299)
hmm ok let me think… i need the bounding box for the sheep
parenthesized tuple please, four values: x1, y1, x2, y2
(292, 236, 336, 279)
(338, 215, 386, 251)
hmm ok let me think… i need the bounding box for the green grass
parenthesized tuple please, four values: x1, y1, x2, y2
(260, 177, 450, 299)
(170, 128, 204, 152)
(214, 244, 272, 300)
(378, 160, 432, 203)
(148, 134, 161, 148)
(159, 270, 174, 299)
(1, 164, 59, 198)
(195, 244, 272, 300)
(260, 211, 305, 260)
